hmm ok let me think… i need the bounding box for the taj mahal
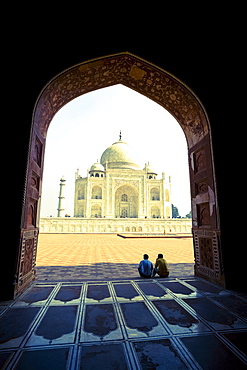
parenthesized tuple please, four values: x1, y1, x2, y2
(74, 132, 172, 219)
(39, 133, 192, 233)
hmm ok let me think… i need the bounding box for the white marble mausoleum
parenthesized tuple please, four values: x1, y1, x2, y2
(39, 133, 192, 234)
(74, 133, 172, 219)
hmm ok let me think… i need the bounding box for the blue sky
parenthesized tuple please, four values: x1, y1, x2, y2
(40, 84, 191, 217)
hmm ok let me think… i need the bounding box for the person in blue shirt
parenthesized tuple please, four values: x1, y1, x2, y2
(138, 254, 153, 278)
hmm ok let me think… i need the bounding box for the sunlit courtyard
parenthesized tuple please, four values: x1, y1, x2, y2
(36, 233, 194, 266)
(36, 233, 194, 281)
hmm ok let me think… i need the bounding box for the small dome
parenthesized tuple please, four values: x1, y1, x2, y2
(90, 162, 105, 172)
(100, 139, 142, 170)
(144, 163, 157, 174)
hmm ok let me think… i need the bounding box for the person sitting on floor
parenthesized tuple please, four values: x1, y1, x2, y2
(138, 254, 153, 278)
(152, 253, 169, 278)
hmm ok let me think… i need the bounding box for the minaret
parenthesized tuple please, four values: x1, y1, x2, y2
(57, 177, 66, 217)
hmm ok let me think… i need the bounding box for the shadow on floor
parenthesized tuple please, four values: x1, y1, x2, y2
(35, 263, 194, 281)
(1, 276, 247, 369)
(0, 270, 247, 370)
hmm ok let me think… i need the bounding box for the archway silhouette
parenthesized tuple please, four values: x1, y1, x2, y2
(15, 52, 222, 297)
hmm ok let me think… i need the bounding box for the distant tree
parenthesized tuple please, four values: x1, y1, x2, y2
(172, 204, 180, 218)
(185, 210, 192, 218)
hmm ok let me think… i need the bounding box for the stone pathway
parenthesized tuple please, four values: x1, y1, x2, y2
(0, 278, 246, 369)
(35, 233, 194, 281)
(1, 234, 246, 369)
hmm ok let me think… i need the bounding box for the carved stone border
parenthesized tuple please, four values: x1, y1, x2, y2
(34, 53, 209, 148)
(193, 229, 223, 285)
(15, 229, 38, 295)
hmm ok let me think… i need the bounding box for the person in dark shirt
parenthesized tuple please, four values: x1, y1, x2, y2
(138, 254, 153, 278)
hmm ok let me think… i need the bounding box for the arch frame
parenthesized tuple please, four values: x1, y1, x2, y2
(91, 185, 103, 199)
(115, 183, 139, 219)
(15, 52, 222, 297)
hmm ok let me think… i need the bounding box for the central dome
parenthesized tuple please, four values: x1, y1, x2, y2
(100, 139, 142, 170)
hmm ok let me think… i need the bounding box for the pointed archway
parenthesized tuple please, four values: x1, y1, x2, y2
(14, 52, 222, 297)
(115, 184, 139, 218)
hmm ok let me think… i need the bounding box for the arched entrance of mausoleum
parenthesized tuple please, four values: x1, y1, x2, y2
(115, 184, 139, 218)
(13, 52, 222, 298)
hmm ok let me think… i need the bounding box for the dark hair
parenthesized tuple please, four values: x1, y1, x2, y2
(158, 253, 163, 258)
(143, 254, 149, 259)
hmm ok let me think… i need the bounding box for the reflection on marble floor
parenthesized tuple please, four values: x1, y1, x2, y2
(0, 277, 247, 369)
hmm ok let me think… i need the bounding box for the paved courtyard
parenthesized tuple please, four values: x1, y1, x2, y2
(1, 234, 247, 369)
(35, 233, 195, 281)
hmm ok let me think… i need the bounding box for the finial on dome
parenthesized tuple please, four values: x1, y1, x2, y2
(119, 130, 122, 140)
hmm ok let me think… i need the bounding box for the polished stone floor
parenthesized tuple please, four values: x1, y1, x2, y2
(0, 277, 247, 369)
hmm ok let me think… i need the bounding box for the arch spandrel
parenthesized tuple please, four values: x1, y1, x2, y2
(34, 53, 209, 147)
